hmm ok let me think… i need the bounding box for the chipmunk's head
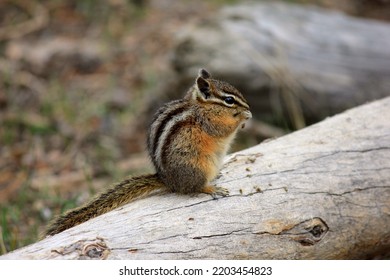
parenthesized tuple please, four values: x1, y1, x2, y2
(192, 69, 252, 129)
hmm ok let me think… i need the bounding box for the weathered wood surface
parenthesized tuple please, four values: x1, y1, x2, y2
(2, 97, 390, 260)
(147, 2, 390, 123)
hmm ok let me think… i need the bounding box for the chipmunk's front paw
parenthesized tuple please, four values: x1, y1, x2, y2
(209, 186, 230, 199)
(201, 185, 229, 199)
(214, 186, 229, 197)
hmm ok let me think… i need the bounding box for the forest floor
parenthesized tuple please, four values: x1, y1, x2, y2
(0, 0, 389, 255)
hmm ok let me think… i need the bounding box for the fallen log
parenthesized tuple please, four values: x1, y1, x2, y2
(1, 97, 389, 259)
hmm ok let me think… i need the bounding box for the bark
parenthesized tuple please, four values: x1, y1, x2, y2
(1, 97, 389, 260)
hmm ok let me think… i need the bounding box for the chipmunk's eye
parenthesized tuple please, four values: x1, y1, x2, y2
(224, 96, 235, 105)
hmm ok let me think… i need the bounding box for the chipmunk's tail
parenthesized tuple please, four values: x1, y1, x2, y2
(45, 174, 165, 236)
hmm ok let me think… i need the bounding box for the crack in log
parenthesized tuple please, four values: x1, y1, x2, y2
(299, 146, 390, 165)
(140, 234, 186, 245)
(292, 167, 390, 176)
(154, 248, 204, 255)
(164, 196, 229, 213)
(299, 185, 390, 197)
(110, 233, 188, 250)
(111, 246, 205, 256)
(192, 228, 250, 240)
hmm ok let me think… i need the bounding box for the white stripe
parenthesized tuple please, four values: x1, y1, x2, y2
(154, 109, 194, 171)
(148, 101, 183, 153)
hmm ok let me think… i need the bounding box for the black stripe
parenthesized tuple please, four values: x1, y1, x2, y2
(197, 83, 249, 109)
(148, 101, 189, 161)
(160, 118, 195, 168)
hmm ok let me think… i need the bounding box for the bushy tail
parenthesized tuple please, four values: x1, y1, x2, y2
(45, 174, 165, 236)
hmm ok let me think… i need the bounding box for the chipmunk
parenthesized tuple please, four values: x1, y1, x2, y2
(45, 69, 251, 236)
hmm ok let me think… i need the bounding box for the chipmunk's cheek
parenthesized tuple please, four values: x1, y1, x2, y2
(241, 119, 249, 129)
(233, 111, 240, 117)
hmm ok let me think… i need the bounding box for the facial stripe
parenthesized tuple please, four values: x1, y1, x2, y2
(194, 79, 248, 106)
(221, 93, 250, 109)
(196, 89, 249, 109)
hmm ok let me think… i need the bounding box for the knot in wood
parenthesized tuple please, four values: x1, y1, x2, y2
(281, 217, 329, 246)
(81, 239, 110, 259)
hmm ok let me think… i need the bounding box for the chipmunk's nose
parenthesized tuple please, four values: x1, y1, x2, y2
(243, 110, 252, 120)
(240, 110, 252, 129)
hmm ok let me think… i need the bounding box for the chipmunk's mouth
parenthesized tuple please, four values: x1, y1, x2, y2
(240, 110, 252, 128)
(234, 110, 252, 118)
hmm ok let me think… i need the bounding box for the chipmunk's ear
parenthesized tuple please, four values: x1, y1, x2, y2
(198, 68, 211, 79)
(196, 75, 210, 99)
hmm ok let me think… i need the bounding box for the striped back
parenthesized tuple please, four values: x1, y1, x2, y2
(147, 99, 193, 171)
